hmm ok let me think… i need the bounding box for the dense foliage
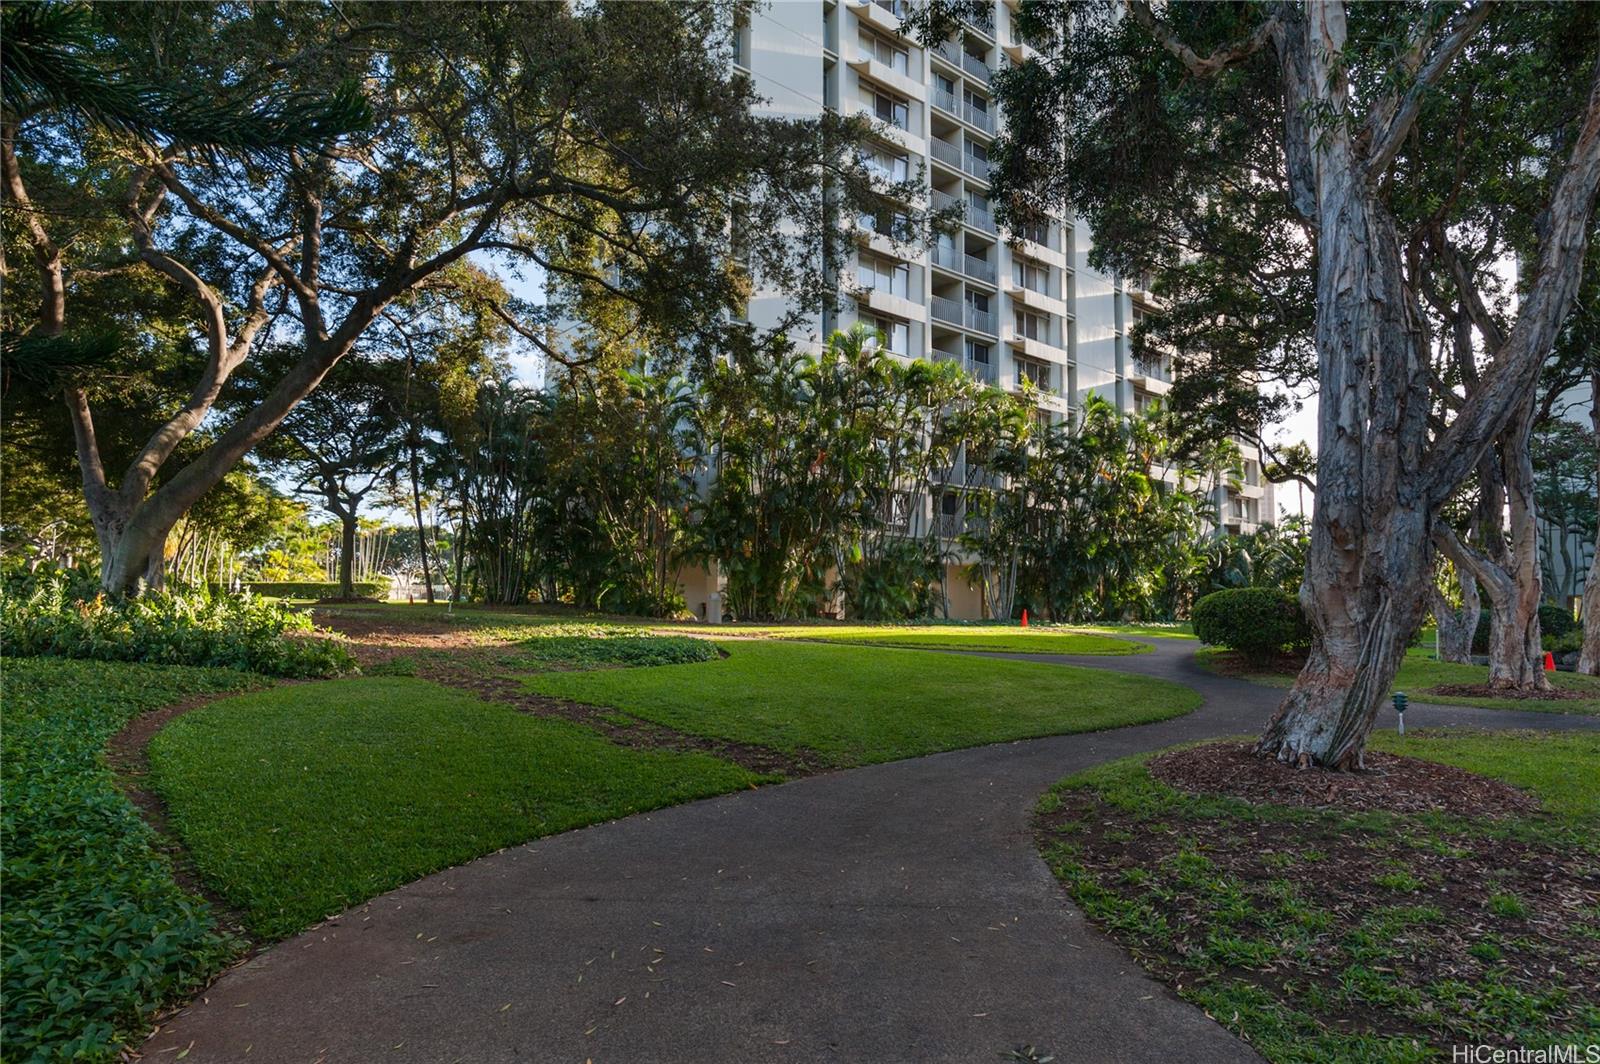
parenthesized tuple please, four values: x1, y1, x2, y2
(1192, 588, 1311, 662)
(1, 658, 260, 1061)
(1, 569, 352, 677)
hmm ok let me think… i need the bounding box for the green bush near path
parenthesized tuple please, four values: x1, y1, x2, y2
(526, 640, 1200, 767)
(149, 678, 761, 938)
(1, 658, 263, 1063)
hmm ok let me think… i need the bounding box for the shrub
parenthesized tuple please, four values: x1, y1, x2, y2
(2, 658, 260, 1060)
(1, 574, 353, 678)
(246, 579, 389, 601)
(1192, 587, 1311, 661)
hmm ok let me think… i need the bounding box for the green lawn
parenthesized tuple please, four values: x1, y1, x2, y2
(799, 627, 1148, 655)
(1, 658, 263, 1063)
(1196, 646, 1600, 715)
(526, 640, 1199, 767)
(1037, 730, 1600, 1061)
(149, 678, 760, 938)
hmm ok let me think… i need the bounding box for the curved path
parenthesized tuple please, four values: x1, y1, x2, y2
(143, 639, 1595, 1063)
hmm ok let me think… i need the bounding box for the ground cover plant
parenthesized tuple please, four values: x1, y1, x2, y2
(526, 640, 1200, 767)
(1196, 645, 1600, 716)
(1036, 731, 1600, 1062)
(1, 658, 263, 1062)
(2, 571, 352, 678)
(149, 678, 762, 938)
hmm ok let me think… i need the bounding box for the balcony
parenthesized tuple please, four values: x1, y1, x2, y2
(964, 10, 996, 39)
(966, 304, 997, 334)
(963, 99, 995, 133)
(933, 347, 998, 384)
(930, 138, 964, 171)
(963, 252, 997, 285)
(932, 84, 959, 117)
(960, 51, 991, 84)
(931, 295, 964, 326)
(966, 201, 996, 233)
(930, 241, 963, 273)
(963, 152, 991, 181)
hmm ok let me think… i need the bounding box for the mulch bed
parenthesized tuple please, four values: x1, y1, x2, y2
(1427, 682, 1586, 702)
(1149, 741, 1541, 819)
(1038, 739, 1600, 1051)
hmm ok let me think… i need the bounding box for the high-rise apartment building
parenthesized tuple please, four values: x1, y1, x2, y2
(670, 0, 1277, 619)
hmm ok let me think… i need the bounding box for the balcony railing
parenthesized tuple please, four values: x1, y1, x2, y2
(964, 10, 995, 38)
(964, 152, 991, 181)
(931, 242, 962, 272)
(966, 305, 997, 334)
(930, 138, 963, 170)
(960, 51, 991, 83)
(963, 100, 995, 133)
(873, 0, 908, 18)
(963, 253, 996, 285)
(966, 202, 996, 233)
(932, 85, 959, 117)
(931, 296, 964, 326)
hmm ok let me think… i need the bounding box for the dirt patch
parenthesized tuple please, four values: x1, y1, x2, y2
(1197, 648, 1305, 677)
(1149, 741, 1540, 819)
(423, 665, 821, 780)
(1427, 682, 1586, 702)
(310, 610, 488, 666)
(108, 687, 293, 943)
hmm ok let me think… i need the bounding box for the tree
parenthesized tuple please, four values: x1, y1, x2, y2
(986, 0, 1600, 767)
(6, 2, 894, 595)
(244, 353, 407, 600)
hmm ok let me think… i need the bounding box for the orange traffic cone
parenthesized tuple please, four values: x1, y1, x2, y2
(1020, 608, 1029, 628)
(1544, 651, 1556, 671)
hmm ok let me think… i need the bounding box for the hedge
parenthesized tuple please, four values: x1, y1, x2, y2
(1192, 587, 1311, 662)
(246, 579, 389, 601)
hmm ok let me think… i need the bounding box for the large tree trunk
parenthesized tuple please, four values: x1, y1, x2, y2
(1249, 6, 1600, 767)
(1580, 373, 1600, 675)
(1429, 563, 1478, 665)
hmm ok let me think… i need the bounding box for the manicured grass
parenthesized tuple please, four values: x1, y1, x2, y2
(1369, 729, 1600, 829)
(1037, 732, 1600, 1062)
(1, 657, 263, 1063)
(526, 640, 1200, 767)
(800, 627, 1147, 655)
(148, 678, 760, 939)
(1196, 646, 1600, 715)
(1079, 621, 1196, 640)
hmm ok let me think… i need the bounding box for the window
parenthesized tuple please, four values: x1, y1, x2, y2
(1013, 309, 1047, 341)
(965, 290, 990, 314)
(861, 309, 910, 355)
(934, 72, 956, 97)
(1018, 219, 1050, 247)
(1016, 356, 1051, 390)
(866, 87, 910, 130)
(862, 145, 909, 183)
(1012, 259, 1049, 294)
(965, 338, 991, 364)
(873, 0, 908, 18)
(860, 30, 909, 73)
(964, 89, 989, 115)
(858, 207, 908, 237)
(965, 140, 989, 164)
(857, 253, 910, 298)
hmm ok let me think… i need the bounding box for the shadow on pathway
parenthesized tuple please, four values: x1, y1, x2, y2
(142, 638, 1594, 1063)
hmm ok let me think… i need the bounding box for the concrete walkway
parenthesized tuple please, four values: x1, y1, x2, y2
(143, 640, 1595, 1063)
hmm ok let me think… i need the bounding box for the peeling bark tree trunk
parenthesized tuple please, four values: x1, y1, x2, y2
(1429, 563, 1479, 665)
(1580, 373, 1600, 675)
(1238, 5, 1600, 768)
